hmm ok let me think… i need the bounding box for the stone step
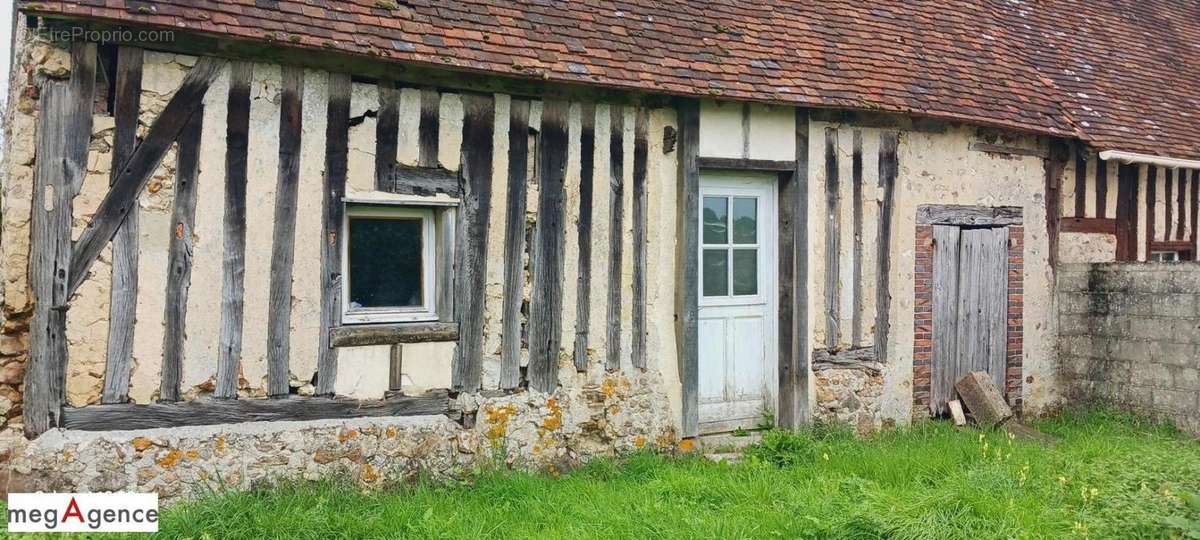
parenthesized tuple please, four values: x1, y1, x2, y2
(697, 430, 763, 453)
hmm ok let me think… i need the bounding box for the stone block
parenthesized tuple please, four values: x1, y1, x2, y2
(1128, 317, 1175, 342)
(1056, 270, 1089, 293)
(1170, 270, 1200, 294)
(1058, 293, 1091, 316)
(1151, 294, 1196, 319)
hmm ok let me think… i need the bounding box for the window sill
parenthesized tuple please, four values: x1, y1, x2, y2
(329, 321, 459, 348)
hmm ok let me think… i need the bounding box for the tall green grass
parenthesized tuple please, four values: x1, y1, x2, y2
(6, 408, 1197, 539)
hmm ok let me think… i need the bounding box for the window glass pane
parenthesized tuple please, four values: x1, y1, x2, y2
(702, 197, 728, 244)
(732, 248, 758, 295)
(348, 217, 423, 308)
(732, 197, 757, 244)
(702, 249, 728, 296)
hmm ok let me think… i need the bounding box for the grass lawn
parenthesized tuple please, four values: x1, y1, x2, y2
(6, 408, 1199, 539)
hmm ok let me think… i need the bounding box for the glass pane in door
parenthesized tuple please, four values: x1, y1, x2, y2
(702, 249, 729, 296)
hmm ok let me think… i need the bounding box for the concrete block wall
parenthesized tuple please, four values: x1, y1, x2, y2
(1057, 263, 1200, 434)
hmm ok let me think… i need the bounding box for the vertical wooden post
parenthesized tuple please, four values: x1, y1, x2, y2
(389, 345, 404, 391)
(527, 100, 570, 393)
(572, 103, 596, 372)
(266, 66, 304, 398)
(823, 128, 840, 349)
(1044, 139, 1068, 268)
(605, 106, 626, 372)
(417, 89, 440, 168)
(777, 109, 812, 429)
(159, 109, 204, 402)
(1114, 163, 1139, 261)
(875, 132, 899, 365)
(676, 99, 700, 438)
(499, 100, 529, 389)
(631, 108, 649, 370)
(1095, 158, 1108, 219)
(215, 61, 253, 399)
(375, 80, 400, 191)
(1146, 166, 1158, 256)
(1074, 145, 1087, 218)
(317, 72, 351, 396)
(26, 43, 95, 436)
(850, 130, 864, 346)
(103, 45, 143, 404)
(451, 93, 494, 393)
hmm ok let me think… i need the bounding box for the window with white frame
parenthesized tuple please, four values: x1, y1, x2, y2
(342, 204, 439, 324)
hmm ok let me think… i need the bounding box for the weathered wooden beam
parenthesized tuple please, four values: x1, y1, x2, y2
(375, 80, 400, 191)
(823, 127, 840, 349)
(1177, 167, 1188, 241)
(811, 347, 881, 374)
(66, 42, 97, 197)
(968, 142, 1048, 159)
(1192, 171, 1199, 258)
(1115, 164, 1138, 261)
(60, 394, 452, 431)
(435, 208, 456, 322)
(215, 61, 252, 400)
(103, 45, 143, 405)
(1044, 139, 1069, 269)
(499, 100, 530, 390)
(696, 157, 796, 172)
(875, 131, 898, 365)
(573, 103, 597, 372)
(417, 88, 440, 168)
(931, 225, 961, 415)
(25, 77, 91, 436)
(389, 345, 404, 391)
(159, 108, 204, 403)
(451, 93, 494, 393)
(915, 204, 1023, 226)
(677, 99, 701, 437)
(1165, 169, 1174, 241)
(792, 110, 812, 428)
(1074, 147, 1087, 218)
(317, 72, 351, 396)
(266, 66, 304, 399)
(851, 130, 864, 346)
(389, 163, 460, 197)
(631, 108, 649, 370)
(68, 56, 224, 297)
(1059, 217, 1117, 234)
(329, 322, 459, 348)
(605, 105, 626, 372)
(1095, 157, 1108, 219)
(776, 114, 803, 430)
(1146, 166, 1158, 251)
(528, 100, 570, 393)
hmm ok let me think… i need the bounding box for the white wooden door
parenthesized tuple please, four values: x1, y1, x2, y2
(697, 172, 777, 434)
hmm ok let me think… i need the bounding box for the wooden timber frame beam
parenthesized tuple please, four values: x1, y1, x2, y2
(25, 50, 223, 437)
(69, 56, 225, 297)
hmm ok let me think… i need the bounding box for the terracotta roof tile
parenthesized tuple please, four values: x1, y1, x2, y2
(18, 0, 1200, 159)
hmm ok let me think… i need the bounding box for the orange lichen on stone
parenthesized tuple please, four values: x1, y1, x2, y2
(361, 464, 379, 483)
(634, 435, 647, 449)
(339, 429, 359, 443)
(214, 435, 226, 453)
(385, 426, 398, 439)
(678, 438, 696, 452)
(542, 398, 563, 431)
(601, 377, 618, 397)
(185, 449, 199, 460)
(131, 437, 154, 452)
(156, 449, 184, 468)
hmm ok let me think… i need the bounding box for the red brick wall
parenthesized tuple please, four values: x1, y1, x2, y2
(912, 224, 1024, 415)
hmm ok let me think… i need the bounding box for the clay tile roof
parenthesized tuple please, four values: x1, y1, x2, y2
(17, 0, 1200, 160)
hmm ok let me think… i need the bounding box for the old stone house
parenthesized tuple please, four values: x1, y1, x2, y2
(1, 1, 1197, 496)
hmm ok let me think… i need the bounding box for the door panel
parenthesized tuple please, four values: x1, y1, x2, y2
(697, 172, 777, 433)
(931, 225, 1009, 415)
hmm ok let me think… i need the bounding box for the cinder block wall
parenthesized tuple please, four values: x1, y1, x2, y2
(1057, 263, 1200, 435)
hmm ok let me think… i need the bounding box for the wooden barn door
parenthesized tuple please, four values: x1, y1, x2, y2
(930, 225, 1008, 415)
